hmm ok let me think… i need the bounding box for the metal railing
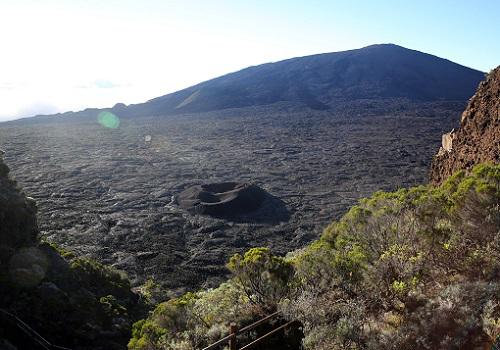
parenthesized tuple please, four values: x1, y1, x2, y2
(0, 308, 72, 350)
(201, 311, 297, 350)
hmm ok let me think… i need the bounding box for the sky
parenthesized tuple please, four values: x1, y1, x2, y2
(0, 0, 499, 121)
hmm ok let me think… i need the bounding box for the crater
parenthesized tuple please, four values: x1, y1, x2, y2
(176, 182, 266, 217)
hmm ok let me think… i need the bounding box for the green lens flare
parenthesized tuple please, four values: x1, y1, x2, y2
(97, 111, 120, 129)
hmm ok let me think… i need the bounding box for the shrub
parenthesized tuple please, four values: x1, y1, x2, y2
(227, 247, 294, 308)
(70, 257, 131, 298)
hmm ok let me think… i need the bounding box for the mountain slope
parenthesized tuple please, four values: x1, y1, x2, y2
(430, 65, 500, 184)
(113, 44, 484, 117)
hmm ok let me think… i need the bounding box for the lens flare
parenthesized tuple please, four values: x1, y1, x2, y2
(97, 111, 120, 129)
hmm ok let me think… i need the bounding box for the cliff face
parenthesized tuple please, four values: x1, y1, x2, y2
(430, 66, 500, 184)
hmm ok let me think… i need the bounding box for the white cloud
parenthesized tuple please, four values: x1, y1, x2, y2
(16, 101, 60, 118)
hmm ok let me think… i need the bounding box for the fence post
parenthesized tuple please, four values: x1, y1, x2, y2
(229, 323, 238, 350)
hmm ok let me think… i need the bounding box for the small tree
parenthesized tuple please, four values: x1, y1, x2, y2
(227, 248, 294, 309)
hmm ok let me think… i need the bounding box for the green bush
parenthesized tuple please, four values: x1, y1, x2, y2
(227, 247, 294, 308)
(70, 257, 131, 298)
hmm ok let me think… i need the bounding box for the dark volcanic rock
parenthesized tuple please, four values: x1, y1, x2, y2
(430, 66, 500, 184)
(177, 182, 266, 217)
(0, 101, 464, 294)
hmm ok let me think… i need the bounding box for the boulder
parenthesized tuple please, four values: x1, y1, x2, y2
(8, 247, 49, 288)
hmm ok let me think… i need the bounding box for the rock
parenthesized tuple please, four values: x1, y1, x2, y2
(8, 247, 49, 288)
(0, 155, 39, 264)
(176, 182, 266, 217)
(37, 282, 68, 302)
(136, 251, 158, 260)
(430, 67, 500, 184)
(0, 162, 9, 177)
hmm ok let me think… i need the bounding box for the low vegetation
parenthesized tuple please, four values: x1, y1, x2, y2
(129, 164, 500, 350)
(1, 242, 145, 350)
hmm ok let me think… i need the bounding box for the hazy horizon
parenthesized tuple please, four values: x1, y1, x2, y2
(1, 0, 499, 122)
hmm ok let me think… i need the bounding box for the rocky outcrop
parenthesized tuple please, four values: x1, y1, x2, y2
(0, 151, 38, 260)
(430, 66, 500, 184)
